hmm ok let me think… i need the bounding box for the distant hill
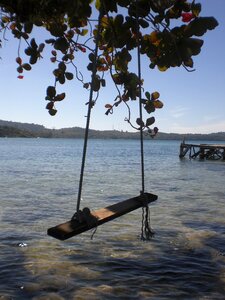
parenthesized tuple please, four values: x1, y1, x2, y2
(0, 120, 46, 133)
(155, 131, 225, 141)
(0, 119, 225, 141)
(0, 125, 35, 137)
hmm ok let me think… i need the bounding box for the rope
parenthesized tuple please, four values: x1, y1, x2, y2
(135, 1, 155, 240)
(73, 9, 103, 216)
(136, 2, 145, 194)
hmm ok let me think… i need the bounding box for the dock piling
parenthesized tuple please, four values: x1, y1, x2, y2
(179, 143, 225, 160)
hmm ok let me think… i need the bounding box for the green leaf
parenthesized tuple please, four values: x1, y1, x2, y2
(158, 65, 168, 72)
(54, 93, 66, 101)
(22, 63, 31, 71)
(24, 22, 33, 34)
(146, 117, 155, 127)
(145, 91, 151, 100)
(80, 29, 88, 36)
(183, 38, 204, 56)
(29, 55, 38, 65)
(112, 74, 124, 85)
(58, 62, 66, 72)
(105, 104, 112, 109)
(45, 39, 56, 44)
(48, 108, 57, 116)
(149, 63, 155, 69)
(58, 74, 65, 84)
(151, 92, 160, 100)
(136, 118, 145, 127)
(65, 72, 74, 80)
(186, 17, 219, 37)
(153, 100, 163, 109)
(87, 63, 93, 71)
(24, 47, 32, 56)
(21, 32, 29, 40)
(46, 86, 56, 98)
(192, 3, 201, 17)
(17, 66, 23, 73)
(88, 53, 95, 62)
(38, 43, 45, 53)
(30, 38, 38, 49)
(53, 69, 62, 77)
(95, 0, 101, 10)
(204, 17, 219, 30)
(92, 76, 101, 92)
(46, 102, 54, 110)
(139, 19, 149, 28)
(1, 16, 10, 23)
(114, 14, 124, 27)
(48, 23, 67, 37)
(54, 37, 69, 53)
(144, 101, 155, 114)
(183, 58, 193, 68)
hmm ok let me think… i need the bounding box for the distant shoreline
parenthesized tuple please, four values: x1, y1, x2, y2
(0, 119, 225, 141)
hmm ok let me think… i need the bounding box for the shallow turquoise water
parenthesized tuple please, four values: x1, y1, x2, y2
(0, 138, 225, 299)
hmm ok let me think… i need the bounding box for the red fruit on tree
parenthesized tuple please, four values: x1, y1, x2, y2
(181, 12, 194, 22)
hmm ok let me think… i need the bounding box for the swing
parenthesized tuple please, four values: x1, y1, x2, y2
(47, 4, 157, 241)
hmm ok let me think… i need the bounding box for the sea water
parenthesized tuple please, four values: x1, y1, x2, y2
(0, 138, 225, 299)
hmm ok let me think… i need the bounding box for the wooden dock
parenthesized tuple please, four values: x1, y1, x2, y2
(179, 142, 225, 160)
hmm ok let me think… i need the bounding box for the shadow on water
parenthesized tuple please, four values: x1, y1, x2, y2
(0, 232, 36, 299)
(1, 195, 225, 300)
(1, 226, 225, 300)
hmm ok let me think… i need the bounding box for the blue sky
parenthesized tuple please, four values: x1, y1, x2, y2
(0, 0, 224, 133)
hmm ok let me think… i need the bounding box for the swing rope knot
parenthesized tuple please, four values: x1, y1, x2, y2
(139, 192, 149, 206)
(72, 207, 98, 228)
(140, 193, 155, 241)
(141, 205, 155, 241)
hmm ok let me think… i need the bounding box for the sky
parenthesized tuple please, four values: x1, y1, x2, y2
(0, 0, 225, 134)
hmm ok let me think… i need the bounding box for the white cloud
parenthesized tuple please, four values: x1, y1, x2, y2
(169, 120, 225, 134)
(169, 106, 190, 119)
(203, 115, 218, 122)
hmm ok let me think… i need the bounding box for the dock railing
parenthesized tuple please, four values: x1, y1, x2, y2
(179, 142, 225, 160)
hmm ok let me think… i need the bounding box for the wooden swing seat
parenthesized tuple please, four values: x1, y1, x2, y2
(47, 192, 157, 240)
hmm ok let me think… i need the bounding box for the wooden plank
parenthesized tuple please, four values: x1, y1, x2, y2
(181, 143, 225, 149)
(47, 192, 157, 241)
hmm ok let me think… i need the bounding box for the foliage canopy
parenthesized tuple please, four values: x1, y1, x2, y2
(0, 0, 218, 134)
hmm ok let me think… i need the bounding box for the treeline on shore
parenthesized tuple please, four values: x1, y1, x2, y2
(0, 120, 225, 141)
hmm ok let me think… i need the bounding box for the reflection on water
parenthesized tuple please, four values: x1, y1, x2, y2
(0, 138, 225, 299)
